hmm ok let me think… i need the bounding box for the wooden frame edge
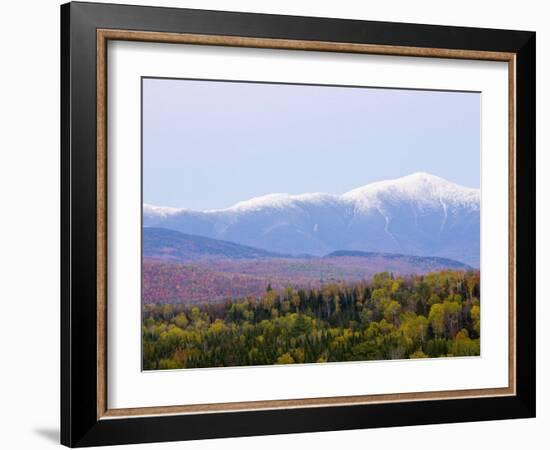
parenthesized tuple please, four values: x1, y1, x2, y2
(508, 55, 517, 395)
(100, 387, 515, 419)
(97, 29, 108, 419)
(95, 28, 517, 420)
(98, 28, 515, 61)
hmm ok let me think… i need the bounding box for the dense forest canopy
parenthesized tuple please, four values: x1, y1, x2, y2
(142, 270, 480, 370)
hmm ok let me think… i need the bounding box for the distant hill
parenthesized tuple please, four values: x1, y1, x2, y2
(143, 227, 288, 261)
(142, 230, 474, 303)
(143, 173, 480, 267)
(325, 250, 472, 270)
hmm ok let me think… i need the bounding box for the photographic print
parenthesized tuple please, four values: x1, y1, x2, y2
(141, 78, 481, 370)
(62, 7, 535, 444)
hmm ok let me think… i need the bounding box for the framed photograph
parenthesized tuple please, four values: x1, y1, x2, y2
(61, 2, 536, 447)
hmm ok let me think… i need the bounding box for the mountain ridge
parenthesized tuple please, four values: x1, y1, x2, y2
(144, 227, 289, 261)
(144, 173, 480, 267)
(144, 226, 473, 269)
(145, 172, 478, 214)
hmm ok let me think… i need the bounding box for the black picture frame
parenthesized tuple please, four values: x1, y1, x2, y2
(61, 1, 536, 447)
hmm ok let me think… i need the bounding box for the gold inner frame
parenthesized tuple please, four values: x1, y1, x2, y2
(96, 29, 517, 420)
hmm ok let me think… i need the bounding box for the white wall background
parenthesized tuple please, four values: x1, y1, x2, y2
(0, 1, 546, 449)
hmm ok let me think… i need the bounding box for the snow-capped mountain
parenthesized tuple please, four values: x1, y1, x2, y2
(143, 173, 480, 267)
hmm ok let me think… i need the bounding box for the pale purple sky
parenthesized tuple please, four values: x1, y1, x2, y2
(143, 77, 480, 210)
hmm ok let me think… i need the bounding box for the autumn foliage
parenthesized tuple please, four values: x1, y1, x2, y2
(142, 270, 480, 370)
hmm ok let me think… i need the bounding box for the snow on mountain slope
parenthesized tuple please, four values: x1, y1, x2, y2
(342, 172, 479, 210)
(143, 173, 480, 267)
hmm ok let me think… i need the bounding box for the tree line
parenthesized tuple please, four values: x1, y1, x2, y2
(142, 270, 480, 370)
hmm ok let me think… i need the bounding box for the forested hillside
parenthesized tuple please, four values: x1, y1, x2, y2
(142, 270, 480, 370)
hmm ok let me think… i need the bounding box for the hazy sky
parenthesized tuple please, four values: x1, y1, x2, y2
(143, 77, 480, 210)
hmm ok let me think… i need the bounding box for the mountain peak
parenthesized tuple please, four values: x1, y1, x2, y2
(213, 192, 340, 213)
(402, 171, 448, 183)
(342, 172, 479, 209)
(345, 172, 473, 192)
(395, 172, 474, 190)
(143, 203, 182, 217)
(225, 193, 290, 212)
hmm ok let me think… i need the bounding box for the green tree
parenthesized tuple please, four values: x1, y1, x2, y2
(428, 303, 445, 337)
(383, 300, 401, 325)
(276, 353, 295, 364)
(470, 304, 481, 336)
